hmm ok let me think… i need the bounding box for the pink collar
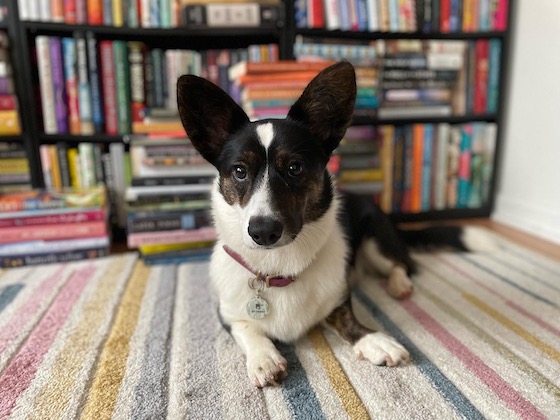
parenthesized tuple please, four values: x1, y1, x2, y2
(223, 245, 296, 287)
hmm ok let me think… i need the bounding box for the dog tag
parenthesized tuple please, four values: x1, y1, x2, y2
(246, 295, 269, 320)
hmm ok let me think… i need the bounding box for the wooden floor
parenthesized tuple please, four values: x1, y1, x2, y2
(401, 219, 560, 261)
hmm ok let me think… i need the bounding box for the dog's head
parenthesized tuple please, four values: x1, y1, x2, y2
(177, 61, 356, 249)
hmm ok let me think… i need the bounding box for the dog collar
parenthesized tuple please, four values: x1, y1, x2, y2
(223, 245, 296, 287)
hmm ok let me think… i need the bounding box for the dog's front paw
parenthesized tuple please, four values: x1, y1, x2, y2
(354, 332, 410, 367)
(247, 347, 288, 388)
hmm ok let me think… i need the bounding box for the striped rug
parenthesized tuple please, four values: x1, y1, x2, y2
(0, 232, 559, 419)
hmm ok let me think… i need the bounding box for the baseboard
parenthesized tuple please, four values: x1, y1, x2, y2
(492, 194, 560, 245)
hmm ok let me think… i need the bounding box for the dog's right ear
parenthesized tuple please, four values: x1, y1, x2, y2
(177, 75, 250, 166)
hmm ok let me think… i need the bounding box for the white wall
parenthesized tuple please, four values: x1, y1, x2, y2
(492, 0, 560, 245)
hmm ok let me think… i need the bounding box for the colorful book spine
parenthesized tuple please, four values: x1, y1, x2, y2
(113, 41, 131, 134)
(0, 209, 107, 228)
(421, 123, 433, 210)
(127, 226, 217, 248)
(62, 37, 81, 135)
(99, 40, 118, 135)
(36, 36, 57, 134)
(487, 39, 501, 113)
(457, 124, 472, 207)
(49, 37, 68, 134)
(0, 247, 109, 268)
(86, 31, 104, 133)
(75, 31, 94, 135)
(0, 221, 107, 243)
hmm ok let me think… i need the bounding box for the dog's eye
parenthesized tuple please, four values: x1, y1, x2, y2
(288, 162, 303, 177)
(233, 165, 247, 180)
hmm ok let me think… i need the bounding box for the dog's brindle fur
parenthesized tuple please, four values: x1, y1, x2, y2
(177, 62, 412, 387)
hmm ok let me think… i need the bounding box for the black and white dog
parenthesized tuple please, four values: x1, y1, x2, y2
(177, 61, 489, 387)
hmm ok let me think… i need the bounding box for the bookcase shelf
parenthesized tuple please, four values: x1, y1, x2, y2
(352, 113, 499, 126)
(0, 135, 24, 143)
(38, 134, 129, 145)
(296, 28, 508, 41)
(390, 206, 492, 224)
(2, 0, 514, 226)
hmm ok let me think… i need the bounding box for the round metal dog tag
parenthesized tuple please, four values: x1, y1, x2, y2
(246, 296, 269, 319)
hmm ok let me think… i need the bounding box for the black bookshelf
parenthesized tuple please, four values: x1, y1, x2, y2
(3, 0, 514, 223)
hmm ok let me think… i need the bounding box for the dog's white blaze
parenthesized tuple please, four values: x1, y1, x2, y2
(256, 122, 274, 150)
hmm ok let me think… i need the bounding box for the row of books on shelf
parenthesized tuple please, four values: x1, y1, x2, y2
(0, 186, 111, 267)
(238, 37, 501, 121)
(296, 0, 509, 33)
(18, 0, 283, 29)
(38, 134, 217, 265)
(333, 121, 496, 214)
(0, 32, 22, 136)
(0, 143, 31, 193)
(35, 31, 279, 136)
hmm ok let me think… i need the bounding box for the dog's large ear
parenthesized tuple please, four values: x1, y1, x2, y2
(287, 61, 356, 155)
(177, 75, 250, 166)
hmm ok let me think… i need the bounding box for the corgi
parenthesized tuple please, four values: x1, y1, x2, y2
(177, 61, 491, 387)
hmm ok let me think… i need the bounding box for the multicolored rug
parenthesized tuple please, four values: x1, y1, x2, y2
(0, 231, 559, 419)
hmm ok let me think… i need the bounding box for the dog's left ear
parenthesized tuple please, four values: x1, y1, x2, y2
(177, 75, 250, 166)
(287, 61, 356, 155)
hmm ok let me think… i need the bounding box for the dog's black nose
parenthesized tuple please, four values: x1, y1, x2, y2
(248, 216, 284, 246)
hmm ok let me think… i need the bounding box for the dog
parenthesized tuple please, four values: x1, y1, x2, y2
(177, 61, 491, 387)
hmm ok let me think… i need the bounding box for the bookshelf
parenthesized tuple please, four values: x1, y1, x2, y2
(3, 0, 513, 225)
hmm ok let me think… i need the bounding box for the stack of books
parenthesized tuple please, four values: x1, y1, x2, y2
(0, 186, 110, 268)
(333, 126, 383, 196)
(0, 31, 21, 136)
(229, 60, 335, 120)
(378, 39, 465, 119)
(125, 136, 216, 265)
(294, 36, 380, 118)
(0, 143, 31, 193)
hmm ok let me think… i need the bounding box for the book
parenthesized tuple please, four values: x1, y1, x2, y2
(75, 31, 94, 135)
(86, 31, 104, 133)
(0, 187, 106, 212)
(183, 3, 282, 28)
(0, 246, 109, 268)
(125, 183, 212, 201)
(0, 110, 21, 135)
(378, 105, 452, 119)
(128, 41, 147, 124)
(138, 240, 214, 256)
(0, 94, 17, 111)
(62, 37, 81, 135)
(0, 208, 106, 228)
(99, 40, 118, 135)
(127, 209, 210, 233)
(35, 36, 57, 134)
(49, 37, 68, 134)
(0, 236, 109, 255)
(113, 40, 131, 134)
(229, 60, 335, 80)
(0, 221, 107, 243)
(127, 226, 217, 247)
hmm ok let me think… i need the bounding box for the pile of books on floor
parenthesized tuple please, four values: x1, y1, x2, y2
(125, 135, 216, 265)
(0, 186, 110, 268)
(229, 60, 336, 120)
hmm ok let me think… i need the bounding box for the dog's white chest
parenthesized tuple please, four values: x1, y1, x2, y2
(210, 232, 349, 342)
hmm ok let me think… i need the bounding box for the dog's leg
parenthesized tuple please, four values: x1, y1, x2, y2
(357, 239, 414, 299)
(325, 300, 409, 366)
(230, 321, 288, 388)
